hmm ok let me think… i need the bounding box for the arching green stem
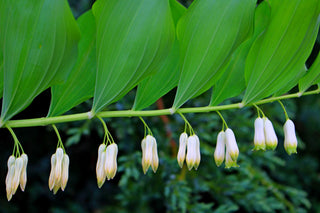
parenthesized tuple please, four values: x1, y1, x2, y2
(216, 111, 228, 130)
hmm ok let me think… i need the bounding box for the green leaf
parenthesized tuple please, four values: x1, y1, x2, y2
(169, 0, 186, 26)
(172, 0, 256, 110)
(132, 0, 186, 110)
(91, 0, 175, 114)
(48, 10, 96, 117)
(1, 0, 80, 123)
(210, 2, 271, 106)
(243, 0, 320, 104)
(299, 51, 320, 92)
(0, 1, 6, 98)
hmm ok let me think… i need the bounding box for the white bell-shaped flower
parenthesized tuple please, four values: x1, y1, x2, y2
(104, 143, 118, 180)
(225, 128, 239, 161)
(186, 135, 197, 170)
(214, 131, 225, 167)
(61, 154, 69, 191)
(151, 137, 159, 173)
(253, 117, 266, 151)
(54, 148, 64, 182)
(264, 117, 278, 150)
(96, 144, 106, 188)
(194, 135, 201, 170)
(177, 132, 188, 168)
(6, 155, 16, 201)
(283, 119, 298, 155)
(19, 153, 28, 192)
(48, 154, 56, 191)
(12, 157, 24, 195)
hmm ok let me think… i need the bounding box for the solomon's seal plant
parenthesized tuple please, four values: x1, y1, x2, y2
(0, 0, 319, 205)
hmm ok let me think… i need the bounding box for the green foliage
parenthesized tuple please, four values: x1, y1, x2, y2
(48, 10, 96, 117)
(172, 0, 256, 109)
(0, 0, 80, 122)
(243, 0, 320, 104)
(91, 0, 175, 114)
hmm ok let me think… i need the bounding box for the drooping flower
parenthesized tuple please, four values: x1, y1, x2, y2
(6, 155, 16, 201)
(283, 119, 298, 155)
(264, 117, 278, 150)
(12, 157, 24, 195)
(96, 144, 106, 188)
(61, 153, 69, 191)
(253, 117, 266, 151)
(19, 153, 28, 192)
(177, 132, 188, 168)
(49, 148, 70, 194)
(104, 143, 118, 180)
(141, 135, 159, 174)
(194, 135, 201, 170)
(225, 128, 239, 161)
(186, 135, 201, 170)
(214, 131, 225, 167)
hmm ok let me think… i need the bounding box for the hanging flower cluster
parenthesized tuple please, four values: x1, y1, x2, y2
(252, 103, 298, 155)
(48, 147, 70, 194)
(3, 102, 299, 201)
(95, 116, 118, 188)
(141, 135, 159, 174)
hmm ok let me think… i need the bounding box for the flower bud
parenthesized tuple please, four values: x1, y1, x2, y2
(6, 156, 16, 201)
(186, 136, 197, 170)
(225, 128, 239, 161)
(194, 135, 201, 170)
(264, 118, 278, 150)
(19, 153, 28, 191)
(283, 119, 298, 155)
(105, 143, 118, 180)
(54, 148, 64, 182)
(12, 157, 24, 195)
(61, 154, 69, 191)
(214, 131, 225, 167)
(151, 137, 159, 173)
(97, 151, 106, 188)
(177, 132, 188, 168)
(253, 117, 266, 151)
(49, 154, 56, 191)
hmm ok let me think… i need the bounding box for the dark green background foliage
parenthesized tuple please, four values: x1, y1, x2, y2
(0, 1, 320, 212)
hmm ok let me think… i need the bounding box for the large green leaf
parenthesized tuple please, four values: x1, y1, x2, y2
(299, 51, 320, 92)
(48, 11, 96, 117)
(91, 0, 175, 114)
(210, 2, 271, 106)
(243, 0, 320, 104)
(172, 0, 256, 110)
(0, 2, 5, 98)
(132, 0, 186, 111)
(0, 0, 80, 123)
